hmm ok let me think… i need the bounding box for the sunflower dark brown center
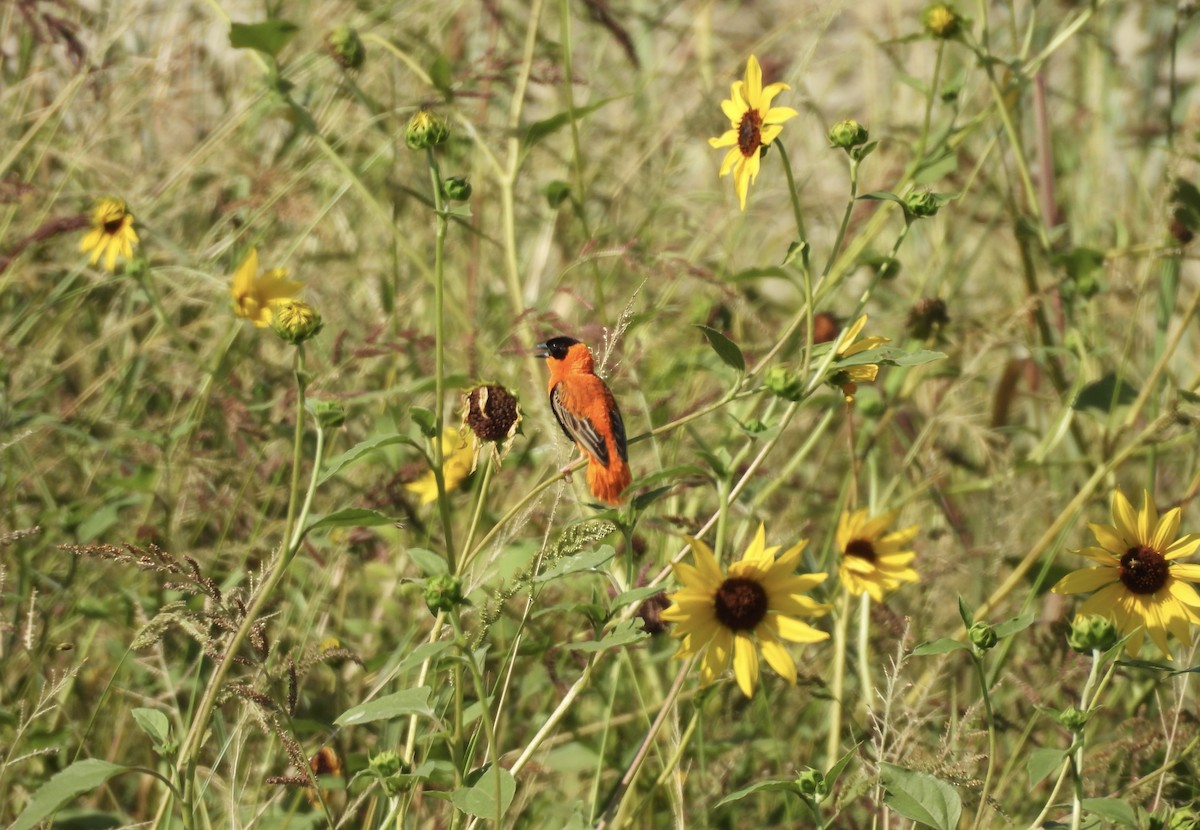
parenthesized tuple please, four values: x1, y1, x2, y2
(103, 217, 124, 234)
(466, 384, 519, 442)
(737, 109, 764, 158)
(1119, 545, 1169, 595)
(714, 577, 768, 631)
(845, 538, 877, 562)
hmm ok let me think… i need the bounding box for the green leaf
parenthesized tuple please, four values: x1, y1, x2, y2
(524, 97, 622, 149)
(880, 763, 962, 830)
(957, 595, 974, 628)
(429, 54, 453, 97)
(12, 759, 130, 830)
(858, 191, 906, 206)
(334, 687, 434, 727)
(631, 485, 672, 510)
(1026, 748, 1067, 786)
(305, 508, 395, 534)
(611, 585, 665, 610)
(450, 766, 516, 820)
(1081, 798, 1138, 827)
(715, 778, 798, 808)
(781, 240, 809, 267)
(1073, 373, 1138, 412)
(534, 545, 616, 582)
(834, 346, 946, 369)
(993, 611, 1035, 639)
(130, 708, 171, 752)
(914, 150, 958, 184)
(229, 20, 299, 57)
(564, 619, 649, 653)
(695, 325, 746, 373)
(912, 638, 970, 656)
(407, 547, 449, 576)
(319, 434, 421, 485)
(410, 406, 437, 437)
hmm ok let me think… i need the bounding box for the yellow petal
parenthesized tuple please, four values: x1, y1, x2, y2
(1111, 490, 1138, 545)
(1051, 566, 1118, 595)
(709, 130, 738, 149)
(764, 105, 799, 125)
(743, 55, 763, 110)
(756, 626, 797, 684)
(732, 633, 759, 697)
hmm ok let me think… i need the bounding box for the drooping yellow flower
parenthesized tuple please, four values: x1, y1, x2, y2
(831, 315, 889, 403)
(79, 197, 139, 272)
(708, 55, 799, 211)
(836, 509, 919, 602)
(405, 435, 476, 505)
(230, 248, 303, 328)
(1052, 489, 1200, 659)
(662, 525, 830, 697)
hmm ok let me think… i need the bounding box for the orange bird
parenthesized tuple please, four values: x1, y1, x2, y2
(535, 336, 632, 505)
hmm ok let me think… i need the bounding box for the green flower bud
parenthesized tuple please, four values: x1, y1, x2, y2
(828, 119, 869, 150)
(424, 573, 466, 614)
(544, 180, 572, 208)
(272, 300, 323, 345)
(405, 110, 449, 151)
(794, 767, 829, 801)
(1066, 615, 1118, 654)
(923, 4, 962, 39)
(324, 24, 365, 70)
(310, 399, 346, 429)
(764, 365, 804, 402)
(905, 191, 942, 218)
(443, 176, 472, 201)
(1057, 705, 1089, 732)
(370, 750, 402, 778)
(968, 621, 997, 651)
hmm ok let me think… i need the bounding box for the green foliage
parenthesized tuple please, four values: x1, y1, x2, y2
(3, 1, 1199, 827)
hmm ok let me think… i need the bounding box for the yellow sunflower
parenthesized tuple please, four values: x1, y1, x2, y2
(708, 55, 799, 211)
(1052, 489, 1200, 659)
(405, 435, 476, 505)
(662, 525, 830, 697)
(831, 315, 889, 403)
(836, 508, 919, 602)
(79, 197, 139, 272)
(230, 248, 303, 327)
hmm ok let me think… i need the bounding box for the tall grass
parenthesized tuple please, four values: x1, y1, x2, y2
(2, 0, 1200, 827)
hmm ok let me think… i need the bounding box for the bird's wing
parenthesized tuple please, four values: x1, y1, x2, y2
(609, 402, 628, 463)
(550, 384, 610, 467)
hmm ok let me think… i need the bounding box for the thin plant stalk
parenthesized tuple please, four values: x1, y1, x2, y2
(826, 590, 851, 767)
(427, 146, 456, 572)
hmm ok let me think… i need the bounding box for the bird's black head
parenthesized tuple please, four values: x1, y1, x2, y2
(534, 336, 580, 360)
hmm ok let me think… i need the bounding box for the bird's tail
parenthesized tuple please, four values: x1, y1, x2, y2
(587, 457, 632, 506)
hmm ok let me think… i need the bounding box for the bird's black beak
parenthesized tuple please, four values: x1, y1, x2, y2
(533, 342, 550, 359)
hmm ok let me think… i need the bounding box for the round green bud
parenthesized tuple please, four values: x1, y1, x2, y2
(272, 300, 323, 345)
(544, 180, 572, 208)
(794, 767, 829, 801)
(370, 750, 403, 778)
(765, 365, 804, 402)
(1066, 615, 1118, 654)
(443, 176, 472, 201)
(828, 118, 869, 150)
(968, 621, 998, 651)
(424, 573, 465, 614)
(325, 24, 365, 70)
(1057, 705, 1089, 732)
(905, 191, 942, 218)
(923, 4, 962, 39)
(405, 110, 449, 151)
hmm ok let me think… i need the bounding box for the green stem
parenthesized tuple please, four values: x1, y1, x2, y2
(822, 157, 859, 279)
(856, 592, 872, 718)
(969, 653, 997, 830)
(912, 39, 945, 173)
(427, 146, 457, 572)
(175, 346, 324, 825)
(826, 590, 851, 767)
(450, 613, 503, 826)
(773, 141, 816, 384)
